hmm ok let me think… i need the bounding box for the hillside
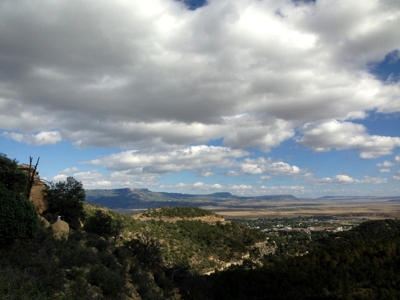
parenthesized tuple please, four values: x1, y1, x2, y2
(85, 188, 298, 209)
(0, 204, 271, 299)
(208, 219, 400, 299)
(2, 204, 400, 299)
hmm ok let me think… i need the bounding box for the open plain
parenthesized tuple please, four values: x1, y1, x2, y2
(201, 197, 400, 220)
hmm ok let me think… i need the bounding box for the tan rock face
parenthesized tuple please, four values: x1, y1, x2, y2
(39, 216, 51, 229)
(18, 164, 49, 215)
(51, 220, 70, 240)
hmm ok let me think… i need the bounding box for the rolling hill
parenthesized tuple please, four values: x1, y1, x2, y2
(85, 188, 298, 209)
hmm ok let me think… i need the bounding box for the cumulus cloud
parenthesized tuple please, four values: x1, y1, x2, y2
(86, 145, 247, 174)
(59, 167, 79, 175)
(236, 157, 302, 176)
(377, 160, 396, 167)
(305, 173, 388, 185)
(196, 169, 215, 177)
(298, 120, 400, 158)
(393, 170, 400, 181)
(360, 176, 388, 184)
(2, 131, 61, 145)
(0, 0, 399, 153)
(51, 168, 162, 189)
(333, 174, 356, 184)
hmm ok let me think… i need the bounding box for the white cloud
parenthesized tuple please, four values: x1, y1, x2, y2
(377, 160, 396, 167)
(360, 176, 388, 184)
(298, 120, 400, 158)
(2, 131, 62, 146)
(59, 167, 79, 175)
(237, 157, 302, 176)
(86, 145, 247, 174)
(196, 169, 215, 177)
(334, 174, 356, 184)
(395, 156, 400, 163)
(53, 174, 67, 182)
(305, 173, 389, 186)
(0, 0, 398, 152)
(379, 169, 391, 173)
(393, 171, 400, 181)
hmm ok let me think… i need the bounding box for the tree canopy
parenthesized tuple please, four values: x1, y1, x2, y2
(0, 154, 38, 245)
(47, 176, 86, 229)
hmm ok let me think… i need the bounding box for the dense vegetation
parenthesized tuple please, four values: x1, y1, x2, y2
(142, 206, 214, 218)
(0, 154, 38, 246)
(208, 219, 400, 299)
(46, 177, 86, 229)
(2, 155, 400, 299)
(0, 200, 266, 299)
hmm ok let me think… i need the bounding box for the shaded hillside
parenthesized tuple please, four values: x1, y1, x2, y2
(207, 219, 400, 300)
(0, 204, 268, 299)
(3, 199, 400, 299)
(85, 188, 298, 209)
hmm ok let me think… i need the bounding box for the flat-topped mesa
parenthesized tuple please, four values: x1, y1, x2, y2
(18, 164, 48, 215)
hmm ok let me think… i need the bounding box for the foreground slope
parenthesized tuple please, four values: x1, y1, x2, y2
(0, 205, 268, 299)
(2, 202, 400, 300)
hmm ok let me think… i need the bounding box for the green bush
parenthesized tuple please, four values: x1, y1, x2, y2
(87, 264, 126, 298)
(0, 154, 29, 194)
(47, 176, 85, 229)
(85, 210, 123, 241)
(0, 186, 38, 245)
(125, 235, 163, 269)
(0, 155, 38, 245)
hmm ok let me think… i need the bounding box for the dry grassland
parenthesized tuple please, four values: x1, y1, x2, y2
(201, 198, 400, 220)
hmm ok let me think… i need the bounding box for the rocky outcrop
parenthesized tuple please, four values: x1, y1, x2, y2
(51, 220, 69, 240)
(18, 164, 49, 214)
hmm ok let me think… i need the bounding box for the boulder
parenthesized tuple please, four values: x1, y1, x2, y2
(51, 220, 69, 240)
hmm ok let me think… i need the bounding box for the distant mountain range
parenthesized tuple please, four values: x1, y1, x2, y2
(85, 188, 298, 209)
(317, 196, 400, 201)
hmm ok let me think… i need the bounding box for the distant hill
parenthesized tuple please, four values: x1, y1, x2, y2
(85, 188, 298, 209)
(317, 195, 400, 201)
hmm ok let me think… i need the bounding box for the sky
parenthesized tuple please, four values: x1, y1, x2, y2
(1, 0, 400, 198)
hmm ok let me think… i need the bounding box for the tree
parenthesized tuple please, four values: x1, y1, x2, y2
(26, 156, 40, 200)
(125, 235, 163, 269)
(0, 154, 29, 194)
(85, 210, 124, 242)
(47, 177, 86, 229)
(0, 154, 38, 245)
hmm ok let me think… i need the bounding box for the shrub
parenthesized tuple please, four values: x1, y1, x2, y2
(0, 154, 29, 194)
(47, 177, 85, 229)
(125, 235, 163, 269)
(0, 155, 38, 245)
(87, 264, 126, 298)
(0, 186, 38, 245)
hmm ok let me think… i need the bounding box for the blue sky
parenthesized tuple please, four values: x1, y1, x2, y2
(1, 0, 400, 198)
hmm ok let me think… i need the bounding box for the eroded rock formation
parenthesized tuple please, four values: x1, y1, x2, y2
(18, 164, 49, 214)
